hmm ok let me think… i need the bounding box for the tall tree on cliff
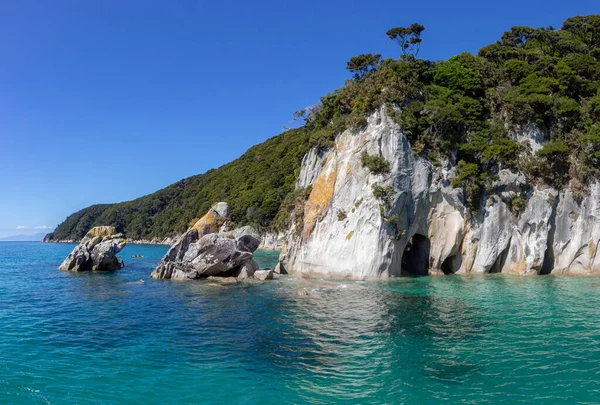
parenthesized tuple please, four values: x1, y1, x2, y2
(386, 23, 425, 58)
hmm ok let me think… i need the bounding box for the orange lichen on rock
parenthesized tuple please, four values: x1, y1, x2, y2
(84, 226, 118, 239)
(191, 209, 224, 237)
(336, 137, 345, 152)
(589, 239, 596, 260)
(302, 157, 337, 239)
(346, 230, 354, 240)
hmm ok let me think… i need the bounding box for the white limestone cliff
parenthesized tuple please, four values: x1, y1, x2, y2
(279, 108, 600, 278)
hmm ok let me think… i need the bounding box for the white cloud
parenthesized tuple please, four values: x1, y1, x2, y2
(34, 225, 53, 229)
(16, 225, 28, 230)
(15, 225, 53, 230)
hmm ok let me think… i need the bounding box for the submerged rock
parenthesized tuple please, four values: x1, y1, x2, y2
(59, 226, 126, 271)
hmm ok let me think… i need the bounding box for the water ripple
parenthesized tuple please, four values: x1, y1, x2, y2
(1, 243, 600, 404)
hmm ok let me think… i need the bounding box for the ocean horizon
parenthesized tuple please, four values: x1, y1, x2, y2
(1, 242, 600, 404)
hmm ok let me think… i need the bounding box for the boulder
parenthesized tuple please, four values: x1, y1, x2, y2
(151, 209, 262, 281)
(237, 260, 259, 279)
(254, 270, 274, 281)
(59, 226, 126, 271)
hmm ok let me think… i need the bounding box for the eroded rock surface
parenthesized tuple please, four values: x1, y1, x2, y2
(151, 203, 270, 281)
(59, 226, 126, 271)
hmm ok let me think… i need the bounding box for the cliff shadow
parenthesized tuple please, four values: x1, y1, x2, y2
(489, 243, 510, 273)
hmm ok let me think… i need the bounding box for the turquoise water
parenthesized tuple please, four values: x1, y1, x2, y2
(1, 243, 600, 404)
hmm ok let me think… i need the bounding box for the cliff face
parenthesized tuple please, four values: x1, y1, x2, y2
(279, 109, 600, 278)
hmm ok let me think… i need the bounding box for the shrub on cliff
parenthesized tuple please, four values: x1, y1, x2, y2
(361, 152, 391, 174)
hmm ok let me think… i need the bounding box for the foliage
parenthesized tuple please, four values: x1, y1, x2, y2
(509, 196, 528, 216)
(361, 152, 391, 174)
(386, 23, 425, 57)
(346, 54, 382, 79)
(372, 184, 395, 205)
(272, 186, 312, 233)
(451, 161, 488, 209)
(48, 204, 112, 241)
(337, 210, 347, 221)
(51, 128, 313, 241)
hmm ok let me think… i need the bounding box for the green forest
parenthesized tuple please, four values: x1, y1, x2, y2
(47, 15, 600, 241)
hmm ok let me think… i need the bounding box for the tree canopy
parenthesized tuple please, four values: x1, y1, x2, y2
(346, 53, 382, 78)
(386, 23, 425, 57)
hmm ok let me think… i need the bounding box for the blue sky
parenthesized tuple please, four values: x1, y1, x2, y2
(0, 0, 597, 238)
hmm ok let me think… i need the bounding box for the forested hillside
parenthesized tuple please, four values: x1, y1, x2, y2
(47, 128, 312, 241)
(47, 15, 600, 241)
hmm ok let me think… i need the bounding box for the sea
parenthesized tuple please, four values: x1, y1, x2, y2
(1, 241, 600, 404)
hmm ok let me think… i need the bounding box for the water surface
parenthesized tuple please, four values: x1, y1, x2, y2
(1, 242, 600, 404)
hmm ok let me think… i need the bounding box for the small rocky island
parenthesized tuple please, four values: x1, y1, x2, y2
(151, 202, 273, 281)
(59, 226, 127, 271)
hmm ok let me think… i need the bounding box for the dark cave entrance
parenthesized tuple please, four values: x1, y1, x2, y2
(441, 254, 462, 274)
(402, 234, 431, 276)
(489, 243, 511, 273)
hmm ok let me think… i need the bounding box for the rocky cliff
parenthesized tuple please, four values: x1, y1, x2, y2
(278, 109, 600, 278)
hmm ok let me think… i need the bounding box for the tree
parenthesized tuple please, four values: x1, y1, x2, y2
(293, 105, 321, 124)
(529, 27, 561, 56)
(562, 15, 600, 48)
(386, 23, 425, 57)
(500, 26, 534, 47)
(346, 53, 381, 79)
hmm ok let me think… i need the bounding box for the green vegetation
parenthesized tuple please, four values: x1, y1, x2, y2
(346, 54, 382, 79)
(372, 184, 395, 205)
(386, 23, 425, 57)
(50, 129, 313, 241)
(49, 15, 600, 241)
(305, 15, 600, 205)
(272, 186, 312, 233)
(509, 196, 528, 216)
(361, 152, 391, 174)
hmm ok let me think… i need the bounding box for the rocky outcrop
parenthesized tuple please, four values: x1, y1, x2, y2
(151, 203, 268, 280)
(279, 108, 600, 278)
(59, 226, 126, 271)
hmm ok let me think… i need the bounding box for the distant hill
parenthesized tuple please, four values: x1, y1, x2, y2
(45, 127, 314, 242)
(0, 233, 47, 242)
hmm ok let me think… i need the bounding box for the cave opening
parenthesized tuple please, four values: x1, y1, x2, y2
(441, 254, 462, 274)
(402, 234, 431, 276)
(489, 243, 511, 273)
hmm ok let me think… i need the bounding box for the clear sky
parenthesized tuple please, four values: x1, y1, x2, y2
(0, 0, 597, 238)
